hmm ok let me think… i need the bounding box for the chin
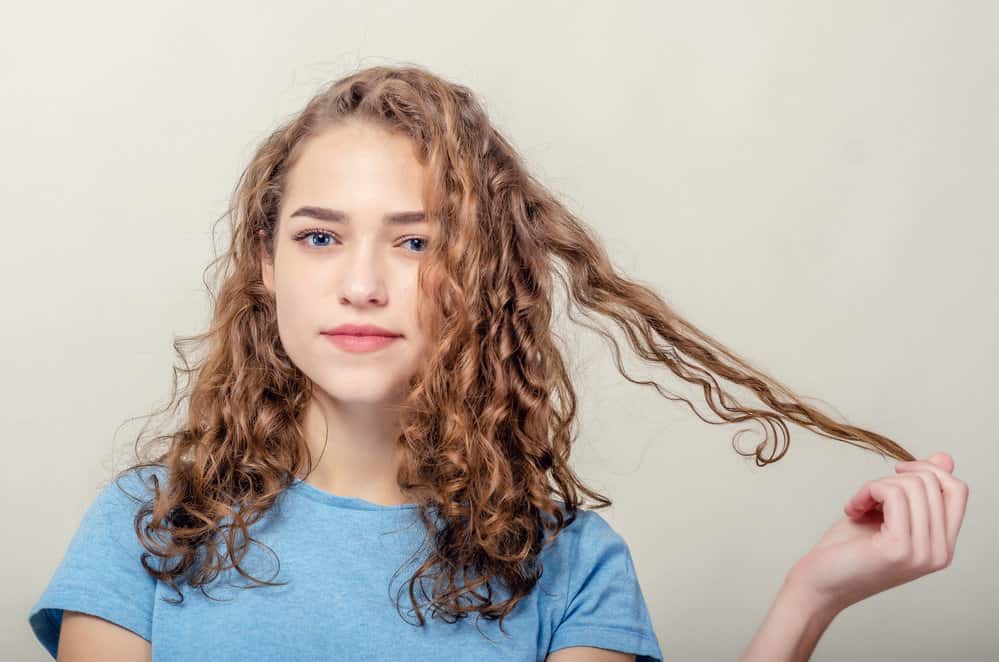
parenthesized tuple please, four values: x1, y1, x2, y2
(312, 376, 412, 405)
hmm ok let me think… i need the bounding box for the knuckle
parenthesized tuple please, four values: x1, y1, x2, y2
(928, 546, 949, 570)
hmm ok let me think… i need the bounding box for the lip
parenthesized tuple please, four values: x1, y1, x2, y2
(321, 324, 402, 337)
(322, 333, 399, 353)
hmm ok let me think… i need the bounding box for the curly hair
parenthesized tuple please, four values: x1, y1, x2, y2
(110, 61, 915, 634)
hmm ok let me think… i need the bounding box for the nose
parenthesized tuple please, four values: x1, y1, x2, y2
(339, 244, 388, 307)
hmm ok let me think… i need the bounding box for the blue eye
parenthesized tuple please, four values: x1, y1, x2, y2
(291, 229, 428, 253)
(401, 237, 428, 253)
(297, 230, 337, 248)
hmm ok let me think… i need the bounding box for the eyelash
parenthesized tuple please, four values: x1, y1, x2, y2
(291, 228, 429, 253)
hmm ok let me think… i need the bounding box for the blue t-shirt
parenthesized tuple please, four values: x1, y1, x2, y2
(28, 466, 663, 661)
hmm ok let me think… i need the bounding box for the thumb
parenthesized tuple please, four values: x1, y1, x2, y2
(926, 452, 954, 473)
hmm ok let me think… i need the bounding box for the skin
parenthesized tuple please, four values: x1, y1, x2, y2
(789, 451, 969, 612)
(260, 118, 432, 507)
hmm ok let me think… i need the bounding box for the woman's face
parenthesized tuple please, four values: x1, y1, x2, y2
(260, 119, 431, 405)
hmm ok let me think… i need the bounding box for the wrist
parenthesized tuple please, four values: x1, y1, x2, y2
(740, 577, 843, 662)
(784, 563, 852, 618)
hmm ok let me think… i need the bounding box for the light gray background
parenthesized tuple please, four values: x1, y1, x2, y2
(3, 1, 996, 659)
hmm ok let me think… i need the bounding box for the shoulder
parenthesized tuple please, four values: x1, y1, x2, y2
(28, 464, 168, 657)
(87, 465, 168, 533)
(542, 505, 630, 567)
(77, 462, 169, 555)
(539, 505, 641, 610)
(540, 505, 664, 662)
(104, 464, 168, 504)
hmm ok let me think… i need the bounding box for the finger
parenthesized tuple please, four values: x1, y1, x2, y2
(847, 479, 911, 545)
(929, 452, 955, 473)
(873, 480, 911, 547)
(845, 479, 880, 517)
(896, 462, 970, 555)
(895, 460, 956, 480)
(912, 471, 949, 566)
(892, 474, 935, 567)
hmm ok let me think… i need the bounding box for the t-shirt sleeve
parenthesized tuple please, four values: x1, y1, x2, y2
(27, 466, 162, 659)
(547, 509, 663, 662)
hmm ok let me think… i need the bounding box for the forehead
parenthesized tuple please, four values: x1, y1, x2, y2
(282, 122, 426, 214)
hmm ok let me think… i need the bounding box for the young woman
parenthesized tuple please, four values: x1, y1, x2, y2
(29, 64, 968, 662)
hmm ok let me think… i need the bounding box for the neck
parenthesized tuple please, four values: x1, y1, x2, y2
(295, 391, 413, 506)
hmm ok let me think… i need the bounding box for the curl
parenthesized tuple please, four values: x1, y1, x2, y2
(108, 62, 914, 638)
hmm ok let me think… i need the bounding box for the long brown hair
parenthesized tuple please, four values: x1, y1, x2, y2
(111, 62, 915, 633)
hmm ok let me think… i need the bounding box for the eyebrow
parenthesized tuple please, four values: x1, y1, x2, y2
(289, 206, 427, 225)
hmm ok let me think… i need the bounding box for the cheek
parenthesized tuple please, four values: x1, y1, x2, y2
(274, 286, 313, 326)
(272, 283, 322, 354)
(406, 304, 430, 350)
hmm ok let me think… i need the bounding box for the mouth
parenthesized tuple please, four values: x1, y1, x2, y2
(321, 324, 403, 337)
(321, 332, 400, 353)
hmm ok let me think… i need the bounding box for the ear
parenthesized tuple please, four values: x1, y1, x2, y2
(260, 243, 275, 294)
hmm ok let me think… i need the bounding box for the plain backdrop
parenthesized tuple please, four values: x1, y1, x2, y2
(3, 1, 996, 660)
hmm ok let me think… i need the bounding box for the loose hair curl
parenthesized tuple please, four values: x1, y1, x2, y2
(111, 62, 915, 634)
